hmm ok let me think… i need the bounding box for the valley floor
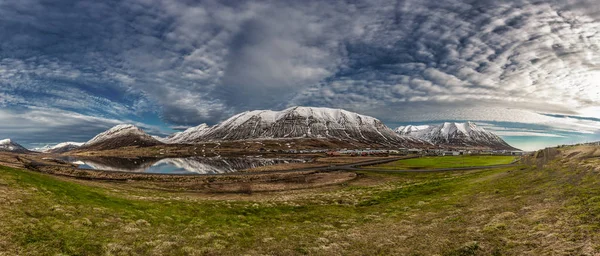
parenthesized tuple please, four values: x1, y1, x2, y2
(367, 155, 517, 170)
(0, 147, 599, 255)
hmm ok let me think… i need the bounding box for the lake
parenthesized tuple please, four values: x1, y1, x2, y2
(58, 156, 309, 175)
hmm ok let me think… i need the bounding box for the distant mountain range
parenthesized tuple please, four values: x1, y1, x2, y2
(164, 107, 428, 148)
(25, 107, 518, 153)
(33, 142, 84, 153)
(0, 139, 31, 153)
(395, 122, 519, 150)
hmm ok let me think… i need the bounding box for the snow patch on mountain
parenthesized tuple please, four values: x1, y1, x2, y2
(394, 125, 431, 134)
(53, 142, 84, 148)
(396, 122, 518, 150)
(80, 124, 163, 150)
(33, 142, 84, 153)
(162, 124, 210, 144)
(0, 139, 30, 153)
(167, 106, 427, 147)
(33, 142, 83, 152)
(84, 124, 153, 146)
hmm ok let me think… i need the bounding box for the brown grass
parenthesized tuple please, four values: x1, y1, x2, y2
(1, 145, 599, 255)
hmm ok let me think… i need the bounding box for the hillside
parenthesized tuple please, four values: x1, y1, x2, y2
(78, 124, 163, 151)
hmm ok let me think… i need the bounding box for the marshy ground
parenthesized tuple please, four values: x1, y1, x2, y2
(0, 148, 599, 255)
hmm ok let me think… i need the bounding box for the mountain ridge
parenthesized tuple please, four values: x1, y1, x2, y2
(33, 142, 84, 153)
(0, 139, 31, 153)
(73, 108, 519, 152)
(79, 124, 164, 151)
(395, 122, 519, 150)
(166, 106, 430, 148)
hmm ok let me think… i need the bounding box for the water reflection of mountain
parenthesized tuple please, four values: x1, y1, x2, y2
(61, 156, 307, 174)
(60, 156, 157, 172)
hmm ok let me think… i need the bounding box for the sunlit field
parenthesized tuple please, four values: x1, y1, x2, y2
(367, 155, 516, 170)
(1, 148, 598, 255)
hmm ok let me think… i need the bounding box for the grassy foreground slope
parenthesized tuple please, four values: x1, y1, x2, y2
(0, 147, 599, 255)
(368, 155, 516, 170)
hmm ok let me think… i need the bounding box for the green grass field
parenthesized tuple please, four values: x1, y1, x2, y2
(368, 155, 516, 170)
(0, 149, 599, 255)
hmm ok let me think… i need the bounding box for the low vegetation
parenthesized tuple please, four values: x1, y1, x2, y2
(367, 155, 516, 170)
(243, 156, 396, 172)
(0, 147, 599, 255)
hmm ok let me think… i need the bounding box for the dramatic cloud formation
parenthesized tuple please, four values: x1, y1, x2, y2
(0, 107, 168, 147)
(0, 0, 599, 149)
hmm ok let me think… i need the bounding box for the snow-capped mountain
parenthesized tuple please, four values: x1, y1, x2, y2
(80, 124, 163, 150)
(33, 142, 84, 153)
(395, 122, 518, 150)
(394, 125, 431, 135)
(170, 106, 428, 147)
(0, 139, 30, 153)
(162, 124, 210, 144)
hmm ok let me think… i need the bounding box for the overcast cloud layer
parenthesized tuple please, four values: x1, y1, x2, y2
(0, 0, 599, 149)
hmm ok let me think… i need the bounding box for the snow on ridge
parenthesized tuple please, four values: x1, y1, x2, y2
(160, 106, 423, 146)
(83, 124, 152, 146)
(111, 124, 136, 130)
(216, 110, 280, 129)
(163, 124, 211, 144)
(32, 142, 85, 152)
(52, 142, 84, 148)
(394, 121, 514, 149)
(0, 138, 28, 152)
(215, 106, 380, 130)
(211, 106, 389, 137)
(287, 106, 378, 125)
(395, 125, 431, 134)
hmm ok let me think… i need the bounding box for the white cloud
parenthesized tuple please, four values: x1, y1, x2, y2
(290, 0, 600, 128)
(1, 0, 600, 137)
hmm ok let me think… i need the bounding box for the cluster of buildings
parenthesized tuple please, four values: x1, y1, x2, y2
(278, 149, 330, 154)
(582, 142, 600, 146)
(324, 148, 526, 157)
(270, 147, 527, 157)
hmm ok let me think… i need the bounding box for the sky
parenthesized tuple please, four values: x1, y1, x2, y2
(0, 0, 599, 151)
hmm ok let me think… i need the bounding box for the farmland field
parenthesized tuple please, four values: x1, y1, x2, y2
(367, 155, 516, 170)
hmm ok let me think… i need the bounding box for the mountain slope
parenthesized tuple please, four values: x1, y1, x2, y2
(396, 122, 519, 150)
(34, 142, 84, 153)
(162, 124, 210, 144)
(173, 106, 429, 148)
(394, 125, 431, 135)
(0, 139, 31, 153)
(79, 124, 163, 151)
